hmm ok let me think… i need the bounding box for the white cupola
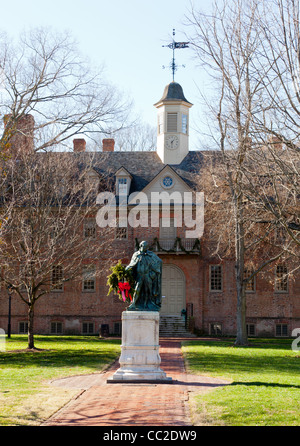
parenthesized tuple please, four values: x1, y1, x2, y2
(154, 82, 193, 164)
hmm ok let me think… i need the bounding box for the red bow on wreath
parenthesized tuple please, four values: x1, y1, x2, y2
(118, 282, 132, 302)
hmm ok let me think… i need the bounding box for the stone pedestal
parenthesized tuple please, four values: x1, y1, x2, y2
(108, 311, 172, 383)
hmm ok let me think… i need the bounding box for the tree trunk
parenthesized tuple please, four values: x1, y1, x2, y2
(235, 282, 248, 346)
(234, 200, 248, 346)
(28, 305, 35, 349)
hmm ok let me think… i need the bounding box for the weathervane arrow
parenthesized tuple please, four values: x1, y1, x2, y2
(162, 29, 189, 81)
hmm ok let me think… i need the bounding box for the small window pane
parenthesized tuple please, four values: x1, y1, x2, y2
(118, 178, 127, 195)
(51, 322, 63, 334)
(158, 114, 163, 134)
(182, 114, 188, 133)
(275, 265, 288, 292)
(247, 324, 256, 336)
(210, 265, 222, 291)
(52, 266, 63, 290)
(210, 323, 222, 336)
(82, 322, 94, 334)
(276, 324, 288, 337)
(19, 321, 28, 334)
(244, 268, 255, 292)
(83, 266, 96, 291)
(84, 220, 96, 239)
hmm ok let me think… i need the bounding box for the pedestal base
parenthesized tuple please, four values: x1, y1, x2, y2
(107, 311, 172, 383)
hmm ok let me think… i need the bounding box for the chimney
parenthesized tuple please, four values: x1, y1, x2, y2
(73, 138, 86, 152)
(3, 114, 35, 155)
(102, 138, 115, 152)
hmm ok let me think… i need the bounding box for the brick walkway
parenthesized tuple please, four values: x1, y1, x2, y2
(43, 339, 229, 426)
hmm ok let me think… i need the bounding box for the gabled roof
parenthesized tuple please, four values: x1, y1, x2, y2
(91, 150, 203, 194)
(139, 164, 193, 195)
(115, 166, 132, 178)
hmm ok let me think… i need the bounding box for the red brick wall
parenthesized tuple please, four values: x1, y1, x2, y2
(0, 219, 299, 337)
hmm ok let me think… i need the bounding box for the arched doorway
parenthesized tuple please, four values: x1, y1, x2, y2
(160, 264, 185, 315)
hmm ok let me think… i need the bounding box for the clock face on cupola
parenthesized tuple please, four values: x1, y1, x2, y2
(154, 81, 193, 165)
(165, 135, 179, 149)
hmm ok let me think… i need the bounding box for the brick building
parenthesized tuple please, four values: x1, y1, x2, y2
(0, 82, 299, 338)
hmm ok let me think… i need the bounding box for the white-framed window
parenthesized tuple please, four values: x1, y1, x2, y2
(19, 321, 28, 334)
(209, 323, 222, 336)
(82, 266, 96, 292)
(82, 322, 95, 334)
(244, 267, 256, 292)
(276, 324, 288, 337)
(83, 219, 96, 239)
(182, 114, 188, 134)
(275, 265, 288, 292)
(158, 113, 164, 134)
(167, 112, 178, 132)
(246, 324, 256, 336)
(118, 178, 128, 195)
(52, 265, 63, 291)
(115, 216, 128, 240)
(51, 321, 63, 334)
(209, 265, 223, 291)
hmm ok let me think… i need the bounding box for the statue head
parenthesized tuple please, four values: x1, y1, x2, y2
(139, 240, 148, 253)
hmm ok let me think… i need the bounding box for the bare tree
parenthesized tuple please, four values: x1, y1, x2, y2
(0, 149, 116, 349)
(244, 0, 300, 258)
(0, 27, 131, 154)
(186, 0, 290, 345)
(114, 120, 156, 152)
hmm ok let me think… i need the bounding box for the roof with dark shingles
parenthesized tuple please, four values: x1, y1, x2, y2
(154, 82, 192, 105)
(91, 150, 203, 193)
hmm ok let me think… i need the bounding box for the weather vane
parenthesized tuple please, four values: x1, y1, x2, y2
(162, 29, 189, 82)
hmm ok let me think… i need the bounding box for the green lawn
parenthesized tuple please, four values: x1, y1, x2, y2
(1, 336, 299, 426)
(182, 338, 300, 426)
(0, 336, 121, 426)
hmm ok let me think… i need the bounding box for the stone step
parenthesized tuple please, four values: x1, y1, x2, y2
(159, 315, 195, 337)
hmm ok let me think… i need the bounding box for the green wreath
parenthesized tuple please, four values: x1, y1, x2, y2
(107, 260, 135, 303)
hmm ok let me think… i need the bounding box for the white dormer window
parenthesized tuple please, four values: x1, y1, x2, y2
(115, 167, 132, 196)
(118, 178, 127, 195)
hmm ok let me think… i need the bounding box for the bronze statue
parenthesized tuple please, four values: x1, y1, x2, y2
(125, 241, 162, 311)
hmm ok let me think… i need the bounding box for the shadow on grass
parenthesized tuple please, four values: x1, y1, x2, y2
(1, 336, 121, 371)
(183, 339, 300, 379)
(231, 381, 300, 389)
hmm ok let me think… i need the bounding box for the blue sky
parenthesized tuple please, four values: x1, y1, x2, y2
(0, 0, 211, 149)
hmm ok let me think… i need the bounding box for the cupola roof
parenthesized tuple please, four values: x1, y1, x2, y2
(154, 81, 192, 105)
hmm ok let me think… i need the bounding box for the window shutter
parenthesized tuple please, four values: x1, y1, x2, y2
(167, 113, 177, 132)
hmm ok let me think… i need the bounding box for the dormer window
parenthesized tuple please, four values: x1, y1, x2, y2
(118, 178, 127, 195)
(115, 167, 132, 196)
